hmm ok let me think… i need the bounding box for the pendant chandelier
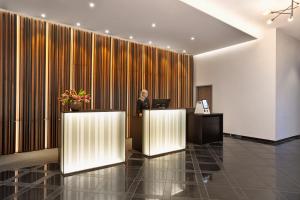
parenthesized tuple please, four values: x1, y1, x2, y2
(264, 0, 299, 24)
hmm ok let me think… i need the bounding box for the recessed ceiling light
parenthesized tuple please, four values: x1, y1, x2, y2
(183, 50, 186, 53)
(76, 22, 81, 27)
(105, 29, 110, 34)
(129, 36, 133, 39)
(41, 13, 46, 18)
(288, 16, 294, 22)
(167, 45, 170, 49)
(89, 2, 95, 8)
(266, 19, 273, 25)
(151, 23, 156, 28)
(190, 37, 195, 41)
(148, 41, 152, 45)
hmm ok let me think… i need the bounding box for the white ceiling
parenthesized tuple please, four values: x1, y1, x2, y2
(180, 0, 300, 41)
(0, 0, 255, 55)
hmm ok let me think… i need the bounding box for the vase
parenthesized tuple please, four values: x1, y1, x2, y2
(69, 101, 82, 112)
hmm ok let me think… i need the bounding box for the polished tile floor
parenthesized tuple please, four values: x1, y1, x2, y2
(1, 137, 300, 200)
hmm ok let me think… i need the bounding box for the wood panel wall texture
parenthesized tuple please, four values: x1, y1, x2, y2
(47, 24, 71, 148)
(18, 17, 46, 152)
(0, 12, 17, 155)
(0, 11, 193, 155)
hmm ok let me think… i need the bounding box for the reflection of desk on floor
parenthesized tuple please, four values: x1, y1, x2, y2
(139, 109, 186, 156)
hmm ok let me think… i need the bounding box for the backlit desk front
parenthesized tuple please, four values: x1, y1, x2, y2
(140, 109, 186, 156)
(60, 110, 126, 175)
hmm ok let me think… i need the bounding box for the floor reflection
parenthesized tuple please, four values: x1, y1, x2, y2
(1, 137, 300, 200)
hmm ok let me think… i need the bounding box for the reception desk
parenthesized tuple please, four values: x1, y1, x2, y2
(186, 110, 223, 145)
(60, 110, 126, 175)
(142, 109, 186, 156)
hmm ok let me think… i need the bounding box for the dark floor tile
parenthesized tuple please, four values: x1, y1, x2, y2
(17, 172, 46, 184)
(199, 163, 220, 171)
(193, 150, 211, 156)
(197, 156, 216, 163)
(131, 194, 163, 200)
(53, 190, 93, 200)
(281, 192, 300, 200)
(42, 174, 64, 186)
(206, 185, 240, 200)
(172, 171, 199, 184)
(0, 185, 24, 199)
(126, 160, 144, 168)
(97, 178, 135, 193)
(0, 170, 16, 181)
(135, 181, 165, 196)
(90, 193, 128, 200)
(201, 172, 230, 186)
(243, 188, 282, 200)
(140, 169, 168, 181)
(169, 183, 201, 198)
(129, 153, 146, 160)
(20, 165, 40, 170)
(38, 163, 60, 172)
(17, 187, 55, 200)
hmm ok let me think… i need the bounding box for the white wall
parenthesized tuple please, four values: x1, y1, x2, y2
(193, 29, 277, 140)
(276, 30, 300, 140)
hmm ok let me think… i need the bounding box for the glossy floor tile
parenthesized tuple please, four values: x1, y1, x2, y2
(0, 137, 300, 200)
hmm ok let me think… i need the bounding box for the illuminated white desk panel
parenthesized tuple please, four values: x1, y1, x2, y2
(143, 109, 186, 156)
(61, 111, 125, 174)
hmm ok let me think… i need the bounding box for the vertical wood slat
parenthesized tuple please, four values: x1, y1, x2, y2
(18, 17, 46, 152)
(72, 29, 92, 110)
(93, 35, 111, 110)
(0, 12, 17, 155)
(47, 24, 71, 148)
(111, 38, 128, 110)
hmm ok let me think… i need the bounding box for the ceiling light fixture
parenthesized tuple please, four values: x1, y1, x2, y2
(183, 50, 186, 53)
(89, 2, 95, 8)
(190, 37, 195, 41)
(41, 13, 46, 18)
(266, 19, 273, 25)
(265, 0, 299, 24)
(167, 45, 170, 49)
(129, 36, 133, 39)
(148, 41, 152, 45)
(151, 23, 156, 28)
(288, 16, 294, 22)
(76, 22, 81, 27)
(105, 29, 110, 34)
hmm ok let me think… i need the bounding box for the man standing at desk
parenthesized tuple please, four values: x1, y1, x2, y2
(136, 89, 150, 116)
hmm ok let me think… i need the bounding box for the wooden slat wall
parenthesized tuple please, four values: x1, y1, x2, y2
(111, 38, 128, 110)
(143, 46, 157, 101)
(128, 43, 143, 116)
(18, 17, 46, 152)
(72, 29, 92, 110)
(0, 11, 193, 154)
(0, 12, 17, 155)
(93, 34, 111, 110)
(47, 24, 71, 148)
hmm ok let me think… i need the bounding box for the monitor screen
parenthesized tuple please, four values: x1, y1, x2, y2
(152, 99, 171, 109)
(202, 100, 209, 109)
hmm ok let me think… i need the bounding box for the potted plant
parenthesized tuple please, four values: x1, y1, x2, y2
(58, 89, 91, 111)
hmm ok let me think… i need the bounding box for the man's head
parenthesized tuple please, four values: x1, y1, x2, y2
(140, 89, 148, 98)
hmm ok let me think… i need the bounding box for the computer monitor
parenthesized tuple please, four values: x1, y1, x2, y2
(202, 100, 209, 109)
(152, 99, 171, 109)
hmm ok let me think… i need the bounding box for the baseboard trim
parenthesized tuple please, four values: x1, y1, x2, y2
(223, 133, 300, 145)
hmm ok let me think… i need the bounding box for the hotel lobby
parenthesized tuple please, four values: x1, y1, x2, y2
(0, 0, 300, 199)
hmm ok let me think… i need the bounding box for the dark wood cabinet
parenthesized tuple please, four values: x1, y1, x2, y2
(186, 110, 223, 145)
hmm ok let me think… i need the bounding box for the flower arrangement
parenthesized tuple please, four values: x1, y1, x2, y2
(58, 89, 91, 111)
